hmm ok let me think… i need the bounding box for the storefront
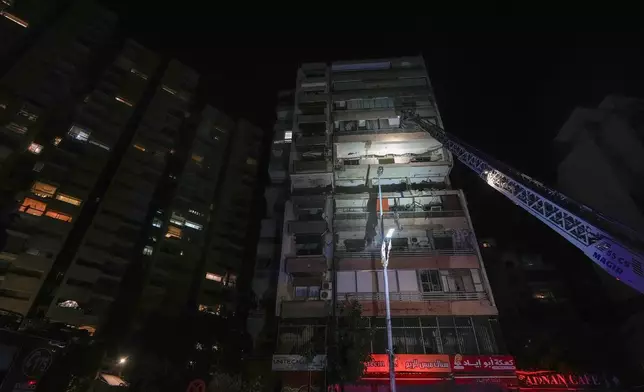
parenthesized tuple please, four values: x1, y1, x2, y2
(516, 371, 623, 392)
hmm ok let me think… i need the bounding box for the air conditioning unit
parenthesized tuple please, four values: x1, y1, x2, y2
(322, 281, 332, 291)
(320, 289, 332, 301)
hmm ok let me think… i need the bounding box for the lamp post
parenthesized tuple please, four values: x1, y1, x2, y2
(377, 166, 397, 392)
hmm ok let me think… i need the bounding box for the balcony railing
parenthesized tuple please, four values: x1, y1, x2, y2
(337, 291, 487, 302)
(334, 209, 465, 221)
(335, 247, 475, 259)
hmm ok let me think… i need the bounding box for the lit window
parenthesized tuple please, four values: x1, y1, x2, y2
(55, 193, 82, 206)
(130, 68, 148, 80)
(6, 122, 28, 134)
(143, 246, 153, 256)
(482, 242, 491, 248)
(165, 226, 182, 239)
(31, 182, 57, 198)
(205, 273, 223, 282)
(284, 131, 292, 141)
(162, 85, 177, 95)
(226, 274, 237, 287)
(192, 154, 204, 164)
(68, 125, 90, 142)
(358, 120, 366, 127)
(53, 136, 62, 146)
(246, 157, 257, 166)
(89, 140, 110, 151)
(28, 142, 43, 154)
(152, 218, 162, 228)
(133, 144, 146, 152)
(189, 209, 204, 217)
(19, 198, 46, 216)
(0, 11, 29, 28)
(32, 162, 44, 172)
(18, 106, 38, 122)
(25, 248, 40, 256)
(170, 218, 184, 226)
(57, 300, 80, 309)
(115, 96, 133, 107)
(45, 210, 72, 222)
(185, 221, 203, 231)
(198, 304, 221, 315)
(389, 117, 400, 127)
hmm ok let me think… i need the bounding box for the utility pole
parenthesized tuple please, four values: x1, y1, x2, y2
(377, 166, 396, 392)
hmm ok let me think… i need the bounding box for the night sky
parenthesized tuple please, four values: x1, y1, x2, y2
(101, 1, 644, 304)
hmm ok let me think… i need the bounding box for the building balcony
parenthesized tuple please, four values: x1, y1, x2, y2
(334, 161, 451, 188)
(334, 209, 469, 232)
(281, 299, 330, 318)
(298, 114, 326, 124)
(332, 68, 426, 82)
(296, 135, 327, 147)
(337, 291, 496, 317)
(292, 159, 332, 174)
(335, 247, 479, 270)
(332, 86, 429, 101)
(285, 254, 327, 275)
(287, 220, 327, 235)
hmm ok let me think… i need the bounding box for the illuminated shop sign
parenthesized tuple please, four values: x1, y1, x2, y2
(517, 371, 621, 389)
(364, 354, 451, 374)
(452, 354, 516, 373)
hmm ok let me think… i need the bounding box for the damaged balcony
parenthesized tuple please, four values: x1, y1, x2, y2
(292, 144, 332, 174)
(285, 233, 328, 275)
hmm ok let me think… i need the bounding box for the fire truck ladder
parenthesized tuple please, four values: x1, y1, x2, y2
(399, 109, 644, 294)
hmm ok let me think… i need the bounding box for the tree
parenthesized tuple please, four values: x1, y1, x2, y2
(327, 300, 373, 389)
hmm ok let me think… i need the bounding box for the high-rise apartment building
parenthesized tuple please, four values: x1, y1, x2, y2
(272, 57, 509, 391)
(0, 36, 158, 320)
(248, 90, 293, 357)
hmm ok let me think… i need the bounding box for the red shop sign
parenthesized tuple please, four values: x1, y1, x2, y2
(365, 354, 451, 374)
(452, 354, 516, 373)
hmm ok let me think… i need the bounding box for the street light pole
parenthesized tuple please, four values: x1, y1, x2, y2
(377, 166, 396, 392)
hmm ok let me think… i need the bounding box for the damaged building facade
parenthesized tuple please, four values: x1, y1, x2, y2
(272, 56, 506, 391)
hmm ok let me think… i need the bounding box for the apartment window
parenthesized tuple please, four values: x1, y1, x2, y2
(419, 270, 442, 292)
(134, 144, 146, 152)
(205, 273, 223, 282)
(192, 154, 204, 164)
(89, 140, 110, 151)
(284, 131, 292, 141)
(31, 182, 57, 198)
(6, 122, 28, 134)
(57, 300, 80, 309)
(165, 225, 182, 239)
(199, 304, 221, 315)
(45, 210, 72, 222)
(445, 270, 475, 292)
(246, 157, 257, 166)
(0, 11, 29, 28)
(19, 198, 46, 216)
(142, 245, 153, 256)
(152, 218, 162, 228)
(28, 143, 43, 154)
(18, 106, 38, 122)
(226, 274, 237, 287)
(294, 286, 320, 299)
(185, 221, 203, 231)
(115, 96, 133, 107)
(189, 209, 204, 217)
(53, 136, 62, 146)
(68, 125, 90, 142)
(130, 68, 148, 80)
(55, 193, 82, 206)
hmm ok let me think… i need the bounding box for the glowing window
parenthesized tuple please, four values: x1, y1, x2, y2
(152, 218, 162, 228)
(57, 300, 80, 309)
(45, 210, 72, 222)
(165, 226, 182, 239)
(53, 136, 62, 146)
(31, 182, 56, 198)
(130, 68, 148, 80)
(18, 106, 38, 122)
(19, 198, 46, 216)
(205, 273, 223, 282)
(68, 125, 90, 142)
(226, 274, 237, 287)
(28, 143, 43, 154)
(192, 154, 204, 164)
(115, 96, 133, 107)
(284, 131, 292, 141)
(142, 246, 153, 256)
(198, 304, 221, 315)
(246, 157, 257, 166)
(1, 11, 28, 28)
(185, 221, 203, 231)
(56, 193, 82, 206)
(133, 144, 146, 152)
(6, 122, 28, 135)
(189, 209, 204, 217)
(162, 85, 177, 95)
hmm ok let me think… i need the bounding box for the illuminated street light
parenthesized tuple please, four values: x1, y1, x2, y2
(118, 357, 128, 365)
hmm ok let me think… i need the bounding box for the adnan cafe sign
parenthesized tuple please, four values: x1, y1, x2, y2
(517, 371, 622, 389)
